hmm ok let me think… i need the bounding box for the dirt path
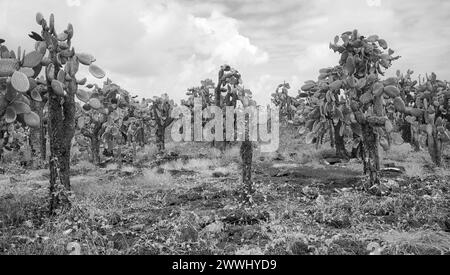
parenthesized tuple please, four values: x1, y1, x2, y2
(254, 161, 363, 196)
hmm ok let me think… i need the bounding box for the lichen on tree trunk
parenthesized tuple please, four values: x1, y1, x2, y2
(48, 76, 76, 215)
(48, 93, 70, 214)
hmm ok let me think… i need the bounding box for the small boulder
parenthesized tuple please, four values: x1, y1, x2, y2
(212, 171, 228, 178)
(180, 226, 198, 242)
(130, 224, 145, 232)
(290, 240, 311, 255)
(323, 158, 342, 165)
(204, 221, 224, 234)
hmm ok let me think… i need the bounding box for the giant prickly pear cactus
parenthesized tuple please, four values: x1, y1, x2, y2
(394, 69, 421, 151)
(300, 66, 353, 158)
(148, 94, 175, 152)
(395, 72, 450, 166)
(31, 12, 106, 213)
(216, 65, 256, 203)
(213, 65, 247, 150)
(182, 79, 215, 136)
(328, 30, 401, 187)
(0, 40, 42, 128)
(127, 98, 153, 148)
(271, 82, 297, 123)
(183, 79, 215, 110)
(76, 79, 129, 165)
(29, 84, 48, 164)
(0, 121, 29, 162)
(0, 38, 45, 164)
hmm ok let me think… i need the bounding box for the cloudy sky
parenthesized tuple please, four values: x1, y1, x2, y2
(1, 0, 449, 104)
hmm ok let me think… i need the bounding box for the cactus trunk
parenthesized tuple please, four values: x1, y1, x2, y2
(401, 120, 421, 152)
(61, 91, 76, 186)
(361, 123, 380, 187)
(89, 123, 104, 166)
(40, 119, 47, 160)
(131, 139, 137, 163)
(117, 143, 123, 169)
(91, 136, 101, 165)
(48, 75, 76, 215)
(29, 122, 40, 154)
(156, 126, 165, 152)
(427, 133, 442, 166)
(401, 119, 412, 144)
(29, 125, 41, 163)
(240, 110, 254, 202)
(412, 133, 421, 152)
(137, 126, 145, 147)
(329, 121, 335, 149)
(334, 121, 349, 159)
(29, 100, 46, 164)
(48, 93, 70, 214)
(240, 140, 253, 201)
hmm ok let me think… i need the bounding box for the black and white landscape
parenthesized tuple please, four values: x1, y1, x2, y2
(0, 0, 449, 256)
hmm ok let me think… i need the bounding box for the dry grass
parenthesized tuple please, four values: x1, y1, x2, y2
(71, 160, 97, 175)
(380, 230, 450, 255)
(380, 143, 448, 178)
(134, 168, 178, 191)
(2, 124, 449, 255)
(134, 144, 159, 164)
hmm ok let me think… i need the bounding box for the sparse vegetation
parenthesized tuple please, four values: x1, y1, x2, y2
(0, 14, 449, 256)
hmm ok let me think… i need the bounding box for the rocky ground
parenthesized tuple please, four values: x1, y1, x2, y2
(1, 136, 450, 255)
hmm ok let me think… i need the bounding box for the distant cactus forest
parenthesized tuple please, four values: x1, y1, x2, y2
(1, 13, 449, 256)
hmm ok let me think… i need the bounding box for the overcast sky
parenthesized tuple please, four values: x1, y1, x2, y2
(1, 0, 449, 104)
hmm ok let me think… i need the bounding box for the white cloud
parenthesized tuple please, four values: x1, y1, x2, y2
(366, 0, 382, 7)
(191, 11, 269, 65)
(0, 0, 269, 103)
(0, 0, 449, 105)
(66, 0, 81, 7)
(295, 44, 337, 82)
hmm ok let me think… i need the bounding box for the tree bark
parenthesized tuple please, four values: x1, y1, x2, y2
(428, 133, 442, 167)
(241, 140, 253, 200)
(90, 136, 101, 165)
(48, 93, 70, 214)
(361, 123, 380, 187)
(86, 122, 104, 166)
(156, 126, 165, 152)
(401, 119, 412, 144)
(401, 120, 420, 151)
(29, 121, 41, 159)
(40, 118, 47, 161)
(117, 137, 123, 169)
(240, 107, 254, 203)
(48, 76, 76, 214)
(334, 121, 349, 159)
(136, 125, 145, 147)
(329, 121, 335, 149)
(60, 92, 76, 190)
